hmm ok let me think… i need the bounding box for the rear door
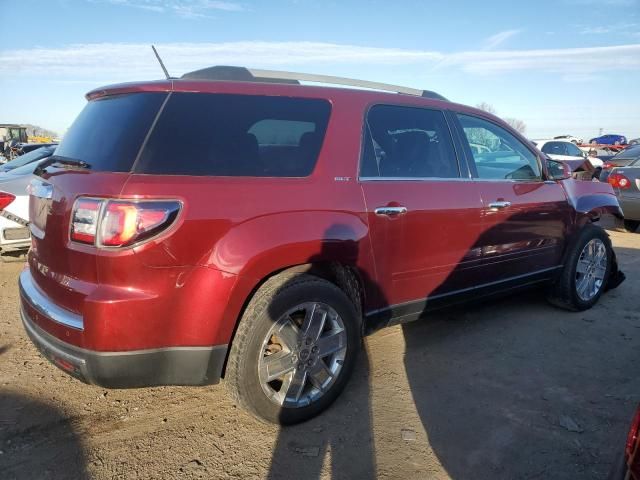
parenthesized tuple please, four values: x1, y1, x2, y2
(453, 113, 572, 282)
(359, 104, 485, 321)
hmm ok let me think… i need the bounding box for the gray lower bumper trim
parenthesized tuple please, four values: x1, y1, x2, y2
(21, 308, 228, 388)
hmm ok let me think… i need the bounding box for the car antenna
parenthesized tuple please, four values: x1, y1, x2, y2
(151, 45, 171, 80)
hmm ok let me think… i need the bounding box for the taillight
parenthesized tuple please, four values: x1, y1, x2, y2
(0, 191, 16, 210)
(71, 198, 101, 244)
(626, 405, 640, 460)
(70, 197, 180, 248)
(608, 173, 632, 189)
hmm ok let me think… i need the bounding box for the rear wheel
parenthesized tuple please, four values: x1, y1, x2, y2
(225, 273, 360, 424)
(547, 225, 612, 311)
(624, 220, 640, 233)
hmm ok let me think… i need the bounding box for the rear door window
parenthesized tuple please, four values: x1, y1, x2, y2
(135, 93, 331, 177)
(360, 104, 460, 178)
(54, 93, 168, 172)
(457, 114, 541, 181)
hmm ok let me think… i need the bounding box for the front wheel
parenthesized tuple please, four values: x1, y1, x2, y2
(624, 220, 640, 233)
(225, 273, 360, 424)
(547, 225, 612, 311)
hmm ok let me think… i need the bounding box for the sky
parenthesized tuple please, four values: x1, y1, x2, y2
(0, 0, 638, 140)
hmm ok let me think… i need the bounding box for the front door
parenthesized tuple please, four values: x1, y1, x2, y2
(454, 113, 572, 282)
(359, 104, 485, 324)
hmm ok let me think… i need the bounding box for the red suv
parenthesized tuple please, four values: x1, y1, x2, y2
(20, 67, 625, 424)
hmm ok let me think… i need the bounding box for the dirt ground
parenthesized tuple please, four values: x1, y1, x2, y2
(1, 228, 639, 480)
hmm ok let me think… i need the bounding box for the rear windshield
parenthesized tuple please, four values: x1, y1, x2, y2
(55, 93, 168, 172)
(135, 93, 331, 177)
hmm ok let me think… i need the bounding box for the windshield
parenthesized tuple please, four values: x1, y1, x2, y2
(55, 92, 168, 172)
(8, 157, 52, 176)
(612, 146, 640, 160)
(1, 146, 55, 170)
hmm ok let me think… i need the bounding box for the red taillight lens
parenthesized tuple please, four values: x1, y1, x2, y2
(70, 197, 180, 248)
(608, 173, 632, 189)
(626, 405, 640, 460)
(101, 201, 173, 247)
(0, 191, 16, 210)
(70, 198, 101, 244)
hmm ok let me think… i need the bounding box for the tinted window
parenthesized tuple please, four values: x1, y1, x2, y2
(458, 114, 541, 181)
(55, 93, 167, 172)
(136, 93, 331, 177)
(361, 105, 459, 178)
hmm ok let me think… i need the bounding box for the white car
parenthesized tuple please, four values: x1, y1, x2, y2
(0, 177, 31, 256)
(553, 134, 583, 144)
(534, 139, 603, 169)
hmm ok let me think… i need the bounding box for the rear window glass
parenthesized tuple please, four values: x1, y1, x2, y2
(135, 93, 331, 177)
(55, 93, 167, 172)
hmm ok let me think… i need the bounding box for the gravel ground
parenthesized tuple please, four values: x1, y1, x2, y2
(0, 229, 639, 480)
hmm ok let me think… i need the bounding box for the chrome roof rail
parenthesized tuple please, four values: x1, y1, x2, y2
(181, 66, 448, 101)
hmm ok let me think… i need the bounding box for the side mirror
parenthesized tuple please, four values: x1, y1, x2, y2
(547, 159, 572, 180)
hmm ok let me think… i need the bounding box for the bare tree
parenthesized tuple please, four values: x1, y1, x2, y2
(476, 102, 497, 115)
(504, 118, 527, 134)
(476, 102, 527, 135)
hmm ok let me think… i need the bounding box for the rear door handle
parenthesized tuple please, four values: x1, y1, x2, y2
(374, 206, 408, 217)
(488, 201, 511, 211)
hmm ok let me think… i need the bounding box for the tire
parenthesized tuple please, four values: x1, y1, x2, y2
(225, 273, 360, 424)
(624, 220, 640, 233)
(547, 225, 612, 311)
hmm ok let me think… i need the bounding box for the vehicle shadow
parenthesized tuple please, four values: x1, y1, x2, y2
(402, 243, 639, 480)
(265, 225, 386, 479)
(0, 390, 89, 479)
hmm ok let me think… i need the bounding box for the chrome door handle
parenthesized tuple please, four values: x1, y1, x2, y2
(374, 206, 408, 217)
(488, 201, 511, 210)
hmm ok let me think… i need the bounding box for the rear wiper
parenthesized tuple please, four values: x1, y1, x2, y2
(34, 156, 91, 177)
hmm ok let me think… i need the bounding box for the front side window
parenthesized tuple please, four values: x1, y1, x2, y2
(136, 93, 331, 177)
(457, 114, 541, 181)
(565, 142, 584, 157)
(360, 105, 459, 179)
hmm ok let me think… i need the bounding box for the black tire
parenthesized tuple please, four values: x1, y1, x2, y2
(225, 273, 360, 424)
(547, 225, 613, 311)
(624, 220, 640, 233)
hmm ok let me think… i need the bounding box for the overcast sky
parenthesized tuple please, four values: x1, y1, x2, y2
(0, 0, 638, 140)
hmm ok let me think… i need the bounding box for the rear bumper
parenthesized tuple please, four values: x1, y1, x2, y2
(20, 270, 228, 388)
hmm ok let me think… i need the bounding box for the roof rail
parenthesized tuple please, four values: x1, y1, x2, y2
(181, 66, 448, 101)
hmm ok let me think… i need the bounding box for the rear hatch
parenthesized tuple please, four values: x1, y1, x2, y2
(29, 91, 168, 314)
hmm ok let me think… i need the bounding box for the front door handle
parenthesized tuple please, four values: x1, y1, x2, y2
(374, 206, 408, 217)
(488, 201, 512, 211)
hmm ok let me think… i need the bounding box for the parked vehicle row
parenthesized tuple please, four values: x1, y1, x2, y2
(0, 145, 56, 257)
(533, 139, 602, 180)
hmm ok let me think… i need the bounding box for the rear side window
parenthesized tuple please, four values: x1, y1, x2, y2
(360, 104, 459, 179)
(55, 93, 167, 172)
(136, 93, 331, 177)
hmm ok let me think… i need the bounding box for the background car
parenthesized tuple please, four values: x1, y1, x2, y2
(535, 139, 601, 179)
(553, 134, 583, 144)
(0, 148, 55, 258)
(590, 134, 627, 145)
(607, 156, 640, 232)
(629, 138, 640, 146)
(608, 403, 639, 479)
(0, 145, 56, 174)
(599, 145, 640, 183)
